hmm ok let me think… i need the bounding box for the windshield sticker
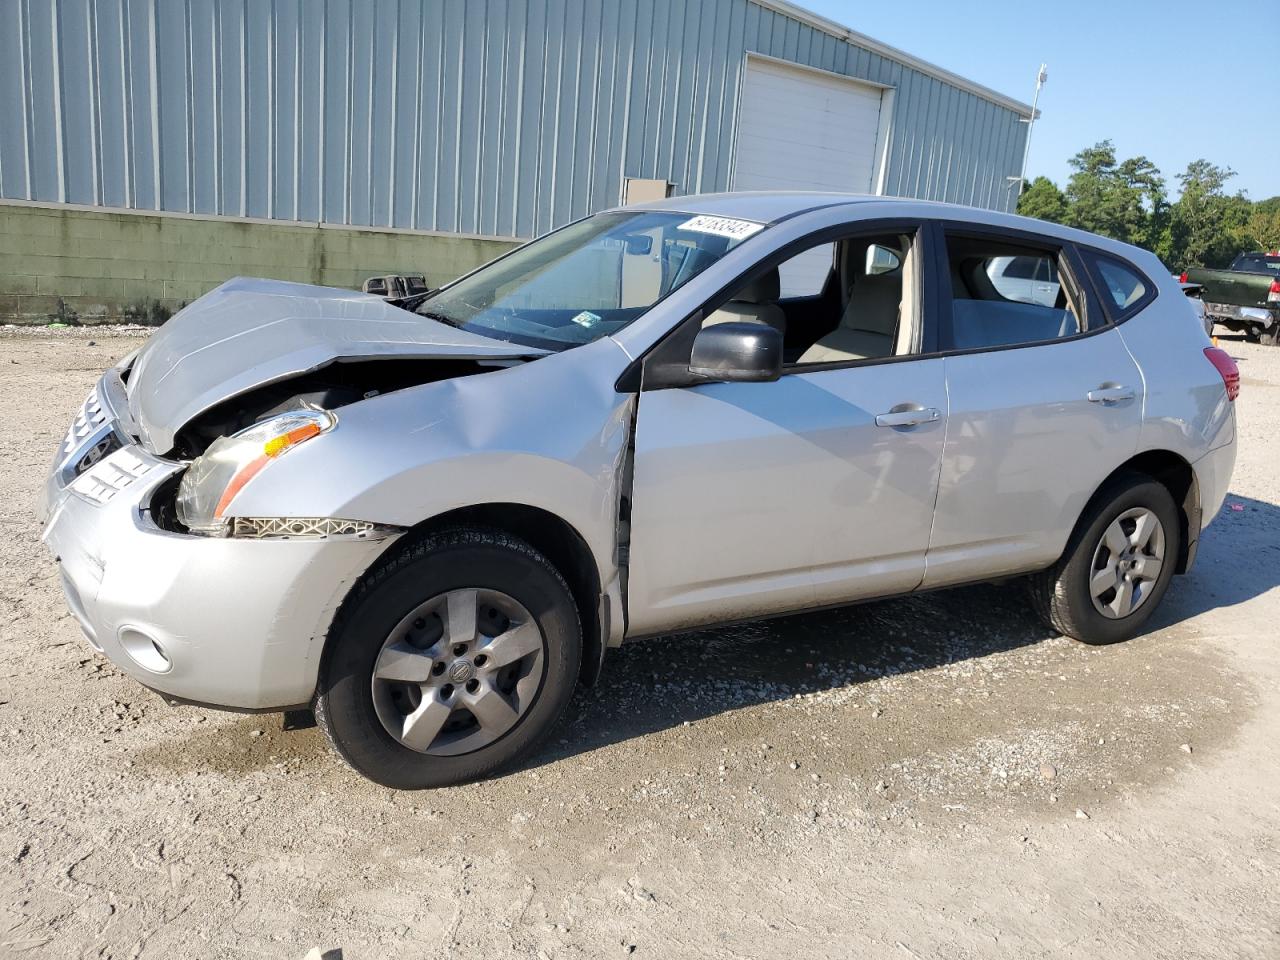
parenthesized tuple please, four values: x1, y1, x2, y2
(571, 311, 601, 328)
(677, 215, 765, 242)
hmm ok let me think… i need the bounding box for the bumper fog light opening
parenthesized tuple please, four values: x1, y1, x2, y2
(119, 627, 172, 674)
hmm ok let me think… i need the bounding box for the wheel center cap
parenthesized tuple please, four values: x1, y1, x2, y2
(448, 660, 475, 684)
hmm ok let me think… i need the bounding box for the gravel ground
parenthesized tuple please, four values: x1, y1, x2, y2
(1, 330, 1278, 959)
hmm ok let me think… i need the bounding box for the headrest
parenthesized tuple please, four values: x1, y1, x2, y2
(734, 267, 780, 304)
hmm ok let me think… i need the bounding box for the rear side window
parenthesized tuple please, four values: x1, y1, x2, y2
(1081, 252, 1155, 323)
(941, 235, 1085, 351)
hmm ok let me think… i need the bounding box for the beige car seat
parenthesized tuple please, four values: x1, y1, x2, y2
(798, 272, 901, 363)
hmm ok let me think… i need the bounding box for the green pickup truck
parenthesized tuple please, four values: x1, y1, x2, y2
(1185, 253, 1280, 344)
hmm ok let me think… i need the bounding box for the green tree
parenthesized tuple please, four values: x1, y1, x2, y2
(1061, 141, 1166, 248)
(1240, 197, 1280, 252)
(1162, 161, 1251, 268)
(1017, 176, 1067, 222)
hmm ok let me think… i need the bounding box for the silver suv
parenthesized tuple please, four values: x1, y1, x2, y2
(41, 194, 1240, 788)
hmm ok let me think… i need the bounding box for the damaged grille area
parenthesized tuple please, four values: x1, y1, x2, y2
(74, 432, 123, 476)
(63, 389, 109, 457)
(69, 449, 157, 505)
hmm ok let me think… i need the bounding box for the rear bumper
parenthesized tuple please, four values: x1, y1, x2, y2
(1202, 301, 1278, 329)
(42, 384, 395, 710)
(1193, 432, 1237, 532)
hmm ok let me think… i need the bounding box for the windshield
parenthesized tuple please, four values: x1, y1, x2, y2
(416, 210, 764, 350)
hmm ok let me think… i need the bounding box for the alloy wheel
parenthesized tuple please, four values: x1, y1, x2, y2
(1088, 507, 1166, 620)
(371, 588, 545, 756)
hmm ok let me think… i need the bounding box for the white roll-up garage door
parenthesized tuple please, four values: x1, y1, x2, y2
(733, 57, 888, 295)
(733, 56, 887, 195)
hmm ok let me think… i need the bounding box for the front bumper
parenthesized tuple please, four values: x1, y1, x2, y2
(41, 383, 395, 710)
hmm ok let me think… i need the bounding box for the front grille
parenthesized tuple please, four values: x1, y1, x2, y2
(68, 449, 156, 505)
(63, 388, 108, 457)
(73, 432, 122, 476)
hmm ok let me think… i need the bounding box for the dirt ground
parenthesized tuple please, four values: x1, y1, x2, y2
(1, 326, 1277, 960)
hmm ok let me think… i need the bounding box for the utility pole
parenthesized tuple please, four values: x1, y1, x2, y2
(1008, 63, 1048, 203)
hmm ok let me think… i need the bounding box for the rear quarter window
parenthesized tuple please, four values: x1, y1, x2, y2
(1081, 251, 1156, 323)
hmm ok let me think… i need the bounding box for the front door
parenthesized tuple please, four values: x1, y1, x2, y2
(625, 359, 948, 637)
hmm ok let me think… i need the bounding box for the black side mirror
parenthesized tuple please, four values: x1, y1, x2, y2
(689, 322, 783, 383)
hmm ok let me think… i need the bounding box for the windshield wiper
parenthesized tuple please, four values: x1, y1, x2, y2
(416, 308, 463, 328)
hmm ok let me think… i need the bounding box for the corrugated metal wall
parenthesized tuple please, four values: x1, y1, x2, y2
(0, 0, 1029, 239)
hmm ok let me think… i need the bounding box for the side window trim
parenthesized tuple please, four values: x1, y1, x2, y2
(1077, 247, 1159, 325)
(933, 221, 1105, 356)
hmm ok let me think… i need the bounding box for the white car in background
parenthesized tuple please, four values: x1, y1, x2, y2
(987, 254, 1061, 307)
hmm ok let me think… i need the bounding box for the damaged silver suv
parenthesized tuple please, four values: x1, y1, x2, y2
(42, 194, 1239, 788)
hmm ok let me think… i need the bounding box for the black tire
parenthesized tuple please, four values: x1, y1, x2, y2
(315, 526, 581, 789)
(1246, 323, 1264, 344)
(1027, 472, 1181, 645)
(1260, 328, 1278, 347)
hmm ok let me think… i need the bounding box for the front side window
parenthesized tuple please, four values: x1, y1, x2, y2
(776, 242, 835, 299)
(417, 211, 765, 351)
(943, 235, 1085, 351)
(700, 228, 923, 366)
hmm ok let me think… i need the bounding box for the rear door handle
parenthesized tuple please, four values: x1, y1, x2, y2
(875, 405, 941, 428)
(1087, 384, 1136, 404)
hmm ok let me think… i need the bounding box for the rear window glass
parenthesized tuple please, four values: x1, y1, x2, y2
(943, 236, 1083, 351)
(1235, 255, 1280, 275)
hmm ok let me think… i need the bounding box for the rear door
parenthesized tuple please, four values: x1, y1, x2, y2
(923, 226, 1144, 588)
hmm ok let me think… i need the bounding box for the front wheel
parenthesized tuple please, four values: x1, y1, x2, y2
(1027, 473, 1181, 645)
(315, 527, 582, 789)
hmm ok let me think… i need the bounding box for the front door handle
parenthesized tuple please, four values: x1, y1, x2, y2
(1087, 384, 1137, 404)
(875, 405, 941, 428)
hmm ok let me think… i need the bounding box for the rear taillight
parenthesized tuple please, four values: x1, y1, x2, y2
(1204, 347, 1240, 401)
(1179, 271, 1188, 283)
(1268, 279, 1280, 304)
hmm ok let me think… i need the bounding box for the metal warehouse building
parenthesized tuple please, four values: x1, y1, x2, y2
(0, 0, 1033, 323)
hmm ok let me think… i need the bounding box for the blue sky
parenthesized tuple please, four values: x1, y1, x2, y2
(801, 0, 1280, 201)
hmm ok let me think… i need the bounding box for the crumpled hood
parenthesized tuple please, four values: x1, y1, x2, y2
(126, 277, 543, 453)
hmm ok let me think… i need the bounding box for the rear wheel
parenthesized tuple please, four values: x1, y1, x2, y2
(1027, 473, 1180, 645)
(315, 527, 581, 789)
(1260, 327, 1278, 347)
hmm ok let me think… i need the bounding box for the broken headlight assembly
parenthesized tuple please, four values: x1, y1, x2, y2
(175, 408, 336, 537)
